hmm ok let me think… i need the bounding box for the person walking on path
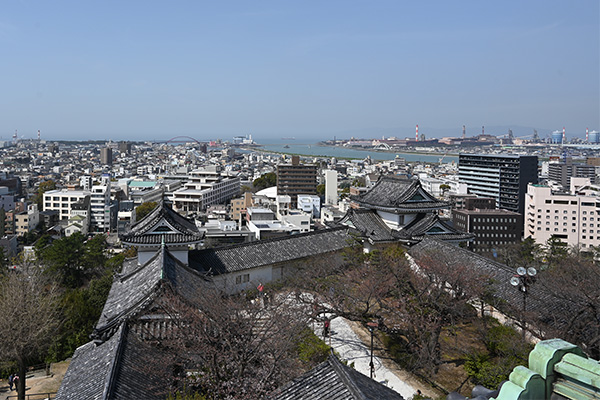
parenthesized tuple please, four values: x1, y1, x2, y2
(8, 373, 14, 391)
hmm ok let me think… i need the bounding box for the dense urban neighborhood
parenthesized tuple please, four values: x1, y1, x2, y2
(0, 136, 599, 400)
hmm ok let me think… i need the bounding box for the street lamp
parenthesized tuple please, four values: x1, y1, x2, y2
(510, 267, 537, 332)
(510, 266, 537, 312)
(367, 322, 378, 379)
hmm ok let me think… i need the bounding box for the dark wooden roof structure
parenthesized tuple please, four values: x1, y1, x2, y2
(351, 176, 451, 213)
(93, 245, 209, 343)
(121, 201, 204, 246)
(338, 208, 473, 245)
(190, 227, 352, 275)
(271, 354, 405, 400)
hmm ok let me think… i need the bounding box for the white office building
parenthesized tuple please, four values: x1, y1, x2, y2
(524, 178, 600, 250)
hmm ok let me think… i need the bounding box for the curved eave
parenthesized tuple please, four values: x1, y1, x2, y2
(121, 235, 204, 246)
(354, 202, 451, 213)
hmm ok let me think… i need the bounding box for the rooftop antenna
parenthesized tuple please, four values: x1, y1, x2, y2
(415, 125, 419, 142)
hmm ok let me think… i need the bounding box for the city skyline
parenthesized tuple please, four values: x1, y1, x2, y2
(1, 1, 598, 142)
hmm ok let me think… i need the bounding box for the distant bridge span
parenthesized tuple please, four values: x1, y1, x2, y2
(159, 136, 206, 145)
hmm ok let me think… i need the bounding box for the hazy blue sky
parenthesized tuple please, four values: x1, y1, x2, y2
(1, 1, 598, 142)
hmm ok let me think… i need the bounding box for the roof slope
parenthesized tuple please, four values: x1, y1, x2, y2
(351, 176, 451, 213)
(121, 202, 204, 245)
(271, 355, 404, 400)
(94, 246, 208, 342)
(407, 238, 570, 323)
(56, 324, 173, 400)
(337, 209, 473, 245)
(56, 324, 125, 400)
(190, 227, 352, 275)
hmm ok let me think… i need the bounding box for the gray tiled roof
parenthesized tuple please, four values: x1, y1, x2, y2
(94, 246, 208, 342)
(351, 176, 451, 213)
(57, 323, 173, 400)
(121, 201, 204, 245)
(407, 238, 568, 323)
(337, 209, 473, 245)
(190, 227, 352, 275)
(338, 209, 399, 242)
(56, 324, 125, 400)
(397, 214, 474, 244)
(271, 354, 404, 400)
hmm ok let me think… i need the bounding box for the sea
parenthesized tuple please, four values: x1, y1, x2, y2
(242, 142, 459, 164)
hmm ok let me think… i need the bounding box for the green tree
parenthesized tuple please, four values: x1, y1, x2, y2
(135, 201, 158, 221)
(316, 184, 326, 196)
(39, 233, 87, 288)
(252, 172, 277, 191)
(33, 180, 57, 210)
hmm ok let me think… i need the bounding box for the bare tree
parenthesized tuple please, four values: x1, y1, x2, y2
(0, 264, 61, 400)
(536, 256, 600, 358)
(132, 285, 314, 399)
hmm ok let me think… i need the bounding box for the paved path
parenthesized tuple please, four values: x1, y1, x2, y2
(316, 316, 419, 399)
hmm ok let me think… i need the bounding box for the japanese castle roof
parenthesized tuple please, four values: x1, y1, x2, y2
(93, 245, 208, 343)
(120, 202, 204, 246)
(270, 354, 404, 400)
(56, 323, 172, 400)
(190, 227, 352, 275)
(351, 175, 451, 213)
(407, 238, 575, 328)
(338, 209, 473, 245)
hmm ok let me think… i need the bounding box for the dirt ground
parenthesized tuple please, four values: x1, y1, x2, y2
(0, 360, 70, 400)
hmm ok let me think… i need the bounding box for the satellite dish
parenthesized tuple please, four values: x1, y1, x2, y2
(510, 277, 521, 286)
(527, 267, 537, 277)
(517, 267, 527, 276)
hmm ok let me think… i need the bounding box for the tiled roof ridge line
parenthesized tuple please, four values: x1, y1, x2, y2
(328, 354, 365, 400)
(101, 322, 127, 400)
(94, 285, 162, 342)
(207, 226, 349, 252)
(117, 245, 166, 282)
(415, 237, 514, 273)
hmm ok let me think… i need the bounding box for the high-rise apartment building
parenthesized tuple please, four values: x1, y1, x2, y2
(277, 156, 317, 208)
(548, 162, 596, 188)
(324, 169, 338, 205)
(458, 154, 538, 215)
(101, 147, 112, 165)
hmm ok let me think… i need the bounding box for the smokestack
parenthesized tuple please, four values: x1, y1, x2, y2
(416, 125, 419, 142)
(462, 125, 466, 139)
(482, 126, 484, 135)
(563, 127, 566, 143)
(586, 128, 589, 142)
(37, 130, 40, 140)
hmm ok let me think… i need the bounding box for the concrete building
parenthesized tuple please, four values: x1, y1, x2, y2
(90, 175, 111, 232)
(524, 178, 600, 250)
(548, 161, 596, 188)
(297, 194, 320, 219)
(101, 147, 112, 165)
(44, 189, 90, 220)
(458, 154, 538, 215)
(324, 169, 338, 205)
(15, 204, 40, 236)
(230, 192, 253, 222)
(0, 186, 15, 211)
(452, 208, 522, 253)
(277, 155, 317, 208)
(171, 176, 240, 215)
